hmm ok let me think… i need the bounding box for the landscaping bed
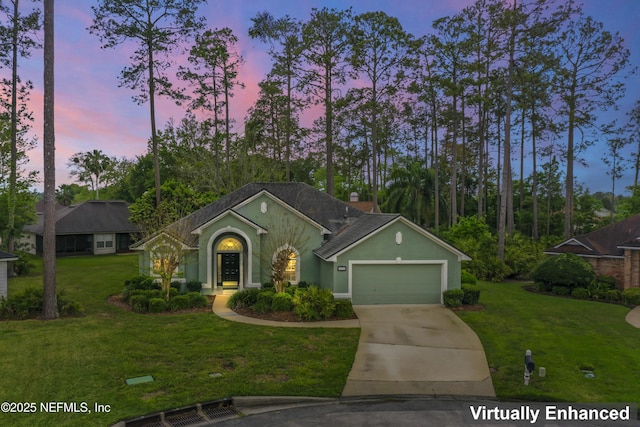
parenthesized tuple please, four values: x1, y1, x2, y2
(0, 255, 360, 427)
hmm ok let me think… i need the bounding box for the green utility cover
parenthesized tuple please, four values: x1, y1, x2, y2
(125, 375, 154, 385)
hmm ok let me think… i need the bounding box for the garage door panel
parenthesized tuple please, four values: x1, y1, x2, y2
(352, 264, 442, 305)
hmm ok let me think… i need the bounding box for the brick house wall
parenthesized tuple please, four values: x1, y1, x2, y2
(624, 249, 640, 289)
(585, 257, 625, 290)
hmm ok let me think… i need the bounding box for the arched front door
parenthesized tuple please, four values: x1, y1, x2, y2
(215, 236, 244, 290)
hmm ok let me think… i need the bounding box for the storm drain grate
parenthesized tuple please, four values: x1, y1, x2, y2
(165, 409, 205, 427)
(202, 403, 238, 420)
(120, 398, 238, 427)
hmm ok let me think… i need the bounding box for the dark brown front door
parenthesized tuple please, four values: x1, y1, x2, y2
(221, 253, 240, 286)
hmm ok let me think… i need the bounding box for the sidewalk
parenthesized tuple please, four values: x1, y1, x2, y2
(625, 306, 640, 328)
(211, 294, 360, 328)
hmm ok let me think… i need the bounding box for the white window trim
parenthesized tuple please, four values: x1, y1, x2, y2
(273, 244, 300, 284)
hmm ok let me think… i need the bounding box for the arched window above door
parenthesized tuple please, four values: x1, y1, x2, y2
(217, 237, 242, 251)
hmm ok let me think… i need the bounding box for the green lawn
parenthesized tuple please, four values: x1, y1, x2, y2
(456, 281, 640, 404)
(0, 255, 360, 427)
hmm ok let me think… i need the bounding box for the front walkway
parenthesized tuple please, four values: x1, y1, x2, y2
(625, 306, 640, 328)
(211, 294, 360, 328)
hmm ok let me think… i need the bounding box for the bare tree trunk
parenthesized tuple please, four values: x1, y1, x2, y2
(7, 0, 19, 276)
(531, 107, 539, 240)
(42, 0, 58, 320)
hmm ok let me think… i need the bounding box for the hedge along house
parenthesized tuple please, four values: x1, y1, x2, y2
(545, 213, 640, 290)
(131, 183, 470, 304)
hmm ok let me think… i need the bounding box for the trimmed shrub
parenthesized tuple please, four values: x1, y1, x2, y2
(461, 284, 480, 305)
(297, 281, 310, 289)
(552, 286, 570, 296)
(271, 292, 294, 312)
(226, 288, 261, 309)
(186, 280, 203, 293)
(148, 298, 167, 313)
(605, 289, 622, 302)
(571, 287, 590, 299)
(57, 291, 84, 317)
(597, 275, 617, 289)
(0, 288, 84, 320)
(130, 295, 149, 313)
(536, 281, 552, 292)
(170, 281, 183, 294)
(293, 286, 335, 320)
(622, 288, 640, 306)
(532, 253, 595, 289)
(589, 277, 616, 299)
(262, 282, 275, 289)
(461, 270, 477, 285)
(443, 289, 464, 308)
(253, 291, 274, 314)
(334, 300, 355, 319)
(125, 275, 159, 291)
(185, 292, 208, 308)
(168, 295, 190, 311)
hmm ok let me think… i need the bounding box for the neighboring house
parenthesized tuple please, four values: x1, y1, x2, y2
(132, 182, 470, 304)
(0, 251, 18, 298)
(22, 200, 139, 256)
(545, 213, 640, 290)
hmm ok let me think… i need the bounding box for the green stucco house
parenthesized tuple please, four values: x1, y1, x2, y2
(132, 182, 469, 304)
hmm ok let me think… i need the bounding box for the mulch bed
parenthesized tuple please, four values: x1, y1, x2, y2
(106, 294, 214, 315)
(232, 306, 358, 323)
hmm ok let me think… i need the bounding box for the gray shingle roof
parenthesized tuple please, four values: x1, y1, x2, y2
(0, 251, 18, 260)
(547, 213, 640, 257)
(314, 213, 400, 260)
(148, 182, 366, 247)
(24, 200, 138, 235)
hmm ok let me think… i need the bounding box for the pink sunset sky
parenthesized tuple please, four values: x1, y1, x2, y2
(10, 0, 640, 194)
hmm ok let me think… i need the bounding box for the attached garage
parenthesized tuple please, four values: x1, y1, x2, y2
(350, 262, 445, 305)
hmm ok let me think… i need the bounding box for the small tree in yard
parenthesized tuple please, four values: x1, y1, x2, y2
(260, 213, 309, 293)
(130, 182, 204, 301)
(146, 230, 193, 301)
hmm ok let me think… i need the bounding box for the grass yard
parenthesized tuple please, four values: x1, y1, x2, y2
(0, 255, 360, 427)
(456, 281, 640, 404)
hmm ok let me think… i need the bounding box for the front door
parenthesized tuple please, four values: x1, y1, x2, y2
(220, 253, 240, 288)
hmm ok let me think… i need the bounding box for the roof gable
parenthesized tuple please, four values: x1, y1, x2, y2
(158, 183, 364, 245)
(547, 213, 640, 257)
(314, 214, 471, 262)
(191, 210, 268, 236)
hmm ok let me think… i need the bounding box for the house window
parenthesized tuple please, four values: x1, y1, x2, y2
(284, 252, 297, 283)
(274, 245, 300, 284)
(95, 234, 113, 249)
(217, 237, 242, 251)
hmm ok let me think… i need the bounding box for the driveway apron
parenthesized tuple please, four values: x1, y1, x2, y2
(342, 305, 495, 398)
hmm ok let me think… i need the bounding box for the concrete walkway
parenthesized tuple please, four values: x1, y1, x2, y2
(625, 306, 640, 328)
(341, 305, 496, 398)
(212, 294, 360, 328)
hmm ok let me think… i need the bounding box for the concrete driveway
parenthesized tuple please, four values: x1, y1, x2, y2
(342, 305, 495, 398)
